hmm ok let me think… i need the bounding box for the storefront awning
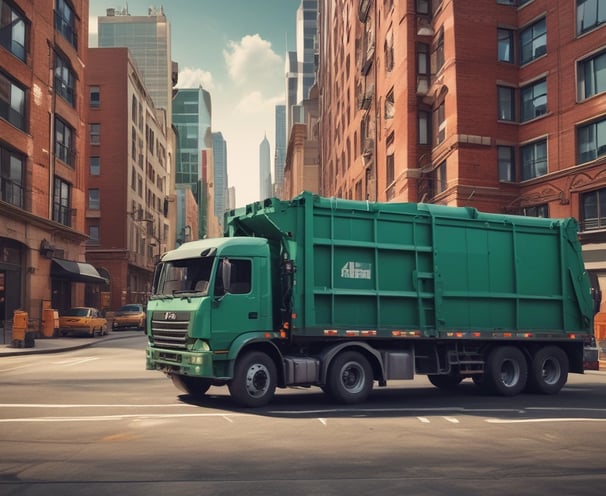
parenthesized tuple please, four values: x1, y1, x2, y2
(51, 258, 108, 284)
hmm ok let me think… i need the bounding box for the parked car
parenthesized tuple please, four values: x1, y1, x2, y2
(59, 307, 107, 337)
(112, 304, 146, 331)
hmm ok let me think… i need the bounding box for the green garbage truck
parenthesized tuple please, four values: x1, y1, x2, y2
(146, 192, 599, 407)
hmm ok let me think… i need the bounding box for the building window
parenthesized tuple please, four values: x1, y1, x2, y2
(577, 0, 606, 35)
(386, 152, 395, 184)
(0, 144, 25, 208)
(89, 86, 100, 107)
(54, 52, 75, 106)
(88, 225, 99, 243)
(385, 29, 394, 72)
(433, 27, 444, 73)
(498, 28, 514, 63)
(0, 1, 27, 61)
(54, 0, 77, 48)
(90, 123, 100, 145)
(434, 101, 445, 145)
(577, 116, 606, 164)
(88, 188, 99, 210)
(521, 138, 547, 180)
(520, 18, 546, 65)
(523, 204, 549, 218)
(418, 110, 431, 145)
(578, 50, 606, 100)
(90, 156, 100, 175)
(54, 117, 74, 167)
(498, 145, 516, 182)
(53, 176, 71, 227)
(520, 78, 547, 122)
(498, 86, 515, 121)
(416, 0, 430, 15)
(498, 0, 532, 5)
(0, 72, 26, 131)
(434, 161, 447, 195)
(582, 187, 606, 230)
(385, 88, 394, 119)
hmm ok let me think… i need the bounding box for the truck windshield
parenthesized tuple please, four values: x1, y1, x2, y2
(152, 257, 214, 298)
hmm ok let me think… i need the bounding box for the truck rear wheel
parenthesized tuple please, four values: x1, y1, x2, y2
(326, 351, 373, 404)
(170, 374, 211, 398)
(526, 346, 568, 394)
(484, 346, 528, 396)
(228, 351, 277, 407)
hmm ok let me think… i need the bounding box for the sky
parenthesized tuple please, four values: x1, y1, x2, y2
(88, 0, 300, 207)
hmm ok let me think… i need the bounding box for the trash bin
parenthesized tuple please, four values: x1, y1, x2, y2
(42, 308, 59, 338)
(12, 310, 34, 348)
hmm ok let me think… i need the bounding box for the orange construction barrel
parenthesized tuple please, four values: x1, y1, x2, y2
(594, 312, 606, 341)
(12, 310, 28, 342)
(42, 309, 59, 337)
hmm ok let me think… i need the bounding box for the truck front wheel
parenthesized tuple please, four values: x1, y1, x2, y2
(326, 351, 373, 404)
(229, 351, 277, 407)
(526, 346, 568, 394)
(170, 374, 211, 398)
(484, 346, 528, 396)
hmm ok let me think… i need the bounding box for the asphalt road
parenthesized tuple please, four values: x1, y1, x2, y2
(1, 335, 606, 496)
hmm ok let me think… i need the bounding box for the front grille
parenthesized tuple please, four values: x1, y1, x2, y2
(151, 310, 191, 350)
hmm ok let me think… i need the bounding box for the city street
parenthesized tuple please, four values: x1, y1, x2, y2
(1, 334, 606, 496)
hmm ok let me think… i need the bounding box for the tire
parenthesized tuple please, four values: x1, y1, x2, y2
(326, 351, 373, 404)
(171, 374, 212, 398)
(526, 346, 568, 394)
(228, 351, 277, 407)
(484, 346, 528, 396)
(428, 372, 463, 390)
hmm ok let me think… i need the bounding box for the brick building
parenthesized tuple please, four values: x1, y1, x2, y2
(86, 47, 173, 311)
(0, 0, 106, 341)
(316, 0, 606, 306)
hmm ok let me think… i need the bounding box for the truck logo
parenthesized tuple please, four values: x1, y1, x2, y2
(164, 312, 177, 320)
(341, 262, 372, 280)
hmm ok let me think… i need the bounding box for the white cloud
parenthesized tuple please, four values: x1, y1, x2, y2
(176, 67, 215, 90)
(223, 34, 282, 89)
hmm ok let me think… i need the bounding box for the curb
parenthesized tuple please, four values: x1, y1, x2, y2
(0, 332, 143, 358)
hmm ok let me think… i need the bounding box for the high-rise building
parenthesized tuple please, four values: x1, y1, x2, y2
(285, 1, 318, 137)
(98, 6, 176, 118)
(274, 105, 287, 198)
(259, 135, 272, 200)
(173, 88, 213, 188)
(212, 132, 228, 228)
(86, 48, 172, 309)
(296, 0, 318, 102)
(0, 0, 105, 336)
(317, 0, 606, 305)
(173, 87, 213, 239)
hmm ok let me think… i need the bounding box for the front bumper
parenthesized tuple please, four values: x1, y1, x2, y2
(146, 346, 216, 377)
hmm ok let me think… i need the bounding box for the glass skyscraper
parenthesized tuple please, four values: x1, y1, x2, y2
(212, 132, 228, 228)
(98, 7, 173, 117)
(172, 88, 213, 189)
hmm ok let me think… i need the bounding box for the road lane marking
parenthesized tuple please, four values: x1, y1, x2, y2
(52, 357, 100, 367)
(318, 418, 328, 426)
(486, 418, 606, 424)
(443, 416, 459, 423)
(417, 417, 430, 423)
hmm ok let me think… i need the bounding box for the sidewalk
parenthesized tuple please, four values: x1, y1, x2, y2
(0, 330, 144, 357)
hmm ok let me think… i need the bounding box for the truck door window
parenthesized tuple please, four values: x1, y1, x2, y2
(215, 259, 251, 295)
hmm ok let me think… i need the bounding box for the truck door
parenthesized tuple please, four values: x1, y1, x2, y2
(211, 258, 260, 349)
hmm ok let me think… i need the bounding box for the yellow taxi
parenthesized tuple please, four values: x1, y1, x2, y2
(58, 307, 107, 337)
(112, 304, 146, 331)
